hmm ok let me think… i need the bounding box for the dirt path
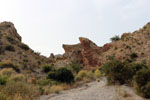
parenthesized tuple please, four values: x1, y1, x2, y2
(39, 79, 146, 100)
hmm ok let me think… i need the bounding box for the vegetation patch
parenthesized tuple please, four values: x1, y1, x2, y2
(110, 35, 121, 42)
(0, 75, 7, 85)
(47, 67, 74, 84)
(75, 70, 94, 81)
(130, 53, 138, 59)
(19, 43, 30, 50)
(5, 45, 15, 51)
(69, 62, 83, 73)
(102, 59, 146, 85)
(42, 64, 56, 73)
(133, 69, 150, 98)
(0, 61, 20, 73)
(6, 36, 17, 44)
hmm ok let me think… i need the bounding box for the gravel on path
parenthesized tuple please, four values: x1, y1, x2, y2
(39, 80, 146, 100)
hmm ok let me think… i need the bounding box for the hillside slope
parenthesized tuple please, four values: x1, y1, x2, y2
(0, 22, 50, 77)
(1, 21, 150, 72)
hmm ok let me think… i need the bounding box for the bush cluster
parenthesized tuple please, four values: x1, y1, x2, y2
(0, 67, 40, 100)
(69, 63, 83, 73)
(94, 69, 101, 79)
(75, 70, 96, 81)
(19, 43, 30, 50)
(133, 69, 150, 98)
(102, 58, 150, 98)
(0, 75, 7, 85)
(47, 67, 74, 84)
(0, 61, 20, 73)
(42, 64, 56, 73)
(130, 53, 138, 59)
(110, 35, 121, 42)
(102, 59, 146, 84)
(6, 36, 17, 44)
(5, 45, 15, 51)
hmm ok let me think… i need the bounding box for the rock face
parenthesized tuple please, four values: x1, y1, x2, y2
(79, 37, 102, 67)
(63, 44, 82, 63)
(0, 22, 22, 41)
(53, 23, 150, 69)
(60, 37, 112, 68)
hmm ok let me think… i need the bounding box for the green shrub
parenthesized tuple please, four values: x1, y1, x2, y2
(133, 69, 150, 98)
(37, 79, 51, 86)
(42, 64, 56, 73)
(87, 71, 94, 80)
(0, 61, 20, 73)
(94, 69, 101, 79)
(102, 59, 145, 84)
(75, 70, 94, 81)
(5, 45, 15, 51)
(75, 70, 87, 81)
(2, 81, 40, 99)
(10, 74, 26, 82)
(110, 35, 121, 42)
(19, 43, 29, 50)
(70, 63, 83, 73)
(102, 59, 124, 84)
(130, 53, 138, 59)
(6, 36, 16, 44)
(47, 67, 74, 84)
(0, 68, 15, 77)
(0, 75, 7, 85)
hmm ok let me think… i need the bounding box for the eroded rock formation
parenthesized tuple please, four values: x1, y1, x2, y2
(63, 44, 82, 63)
(0, 22, 22, 41)
(60, 37, 112, 68)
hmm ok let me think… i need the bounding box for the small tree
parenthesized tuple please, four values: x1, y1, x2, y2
(110, 35, 121, 42)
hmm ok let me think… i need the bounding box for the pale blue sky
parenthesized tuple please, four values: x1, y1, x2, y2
(0, 0, 150, 56)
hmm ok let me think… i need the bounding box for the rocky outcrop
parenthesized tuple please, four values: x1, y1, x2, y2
(79, 37, 102, 67)
(0, 21, 50, 76)
(60, 37, 112, 68)
(121, 33, 130, 40)
(62, 44, 82, 63)
(0, 22, 22, 41)
(49, 53, 55, 62)
(102, 43, 112, 52)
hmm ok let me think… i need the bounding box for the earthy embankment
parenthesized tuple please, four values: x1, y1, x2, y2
(39, 79, 145, 100)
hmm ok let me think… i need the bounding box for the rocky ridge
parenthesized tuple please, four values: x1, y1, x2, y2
(1, 21, 150, 71)
(52, 22, 150, 69)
